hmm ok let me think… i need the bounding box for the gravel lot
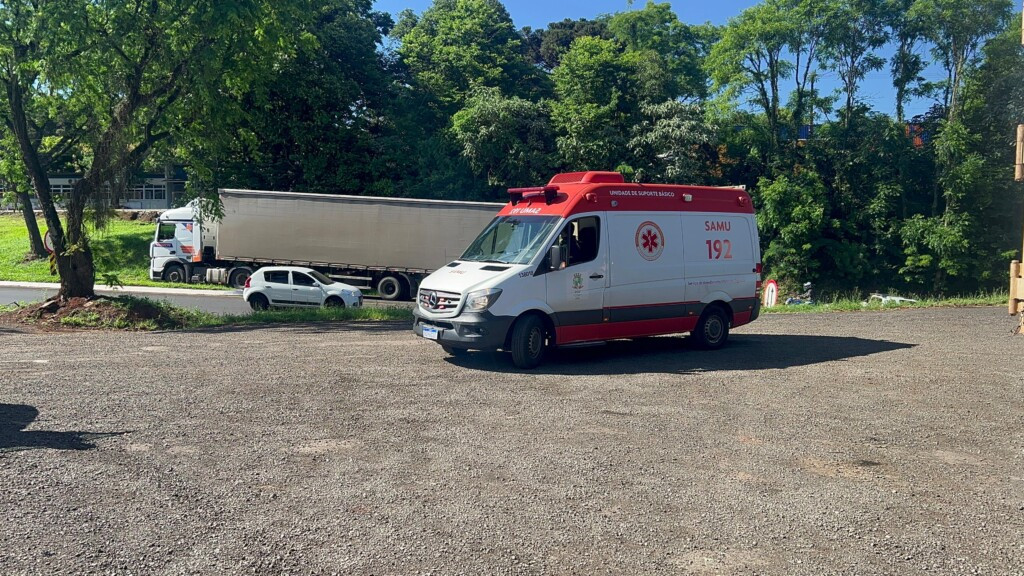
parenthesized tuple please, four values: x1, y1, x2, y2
(1, 307, 1022, 575)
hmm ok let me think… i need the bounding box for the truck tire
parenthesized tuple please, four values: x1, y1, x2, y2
(162, 263, 187, 284)
(248, 293, 269, 311)
(510, 314, 547, 369)
(691, 305, 729, 350)
(376, 275, 406, 301)
(228, 267, 252, 289)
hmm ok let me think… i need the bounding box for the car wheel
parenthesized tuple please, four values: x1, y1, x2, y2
(325, 296, 345, 308)
(376, 275, 406, 301)
(441, 344, 467, 357)
(248, 293, 269, 311)
(510, 314, 547, 369)
(163, 263, 187, 284)
(691, 305, 729, 350)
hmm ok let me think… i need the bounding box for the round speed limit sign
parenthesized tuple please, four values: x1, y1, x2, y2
(43, 230, 55, 254)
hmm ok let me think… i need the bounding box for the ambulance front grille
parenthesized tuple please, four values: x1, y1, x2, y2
(419, 289, 462, 314)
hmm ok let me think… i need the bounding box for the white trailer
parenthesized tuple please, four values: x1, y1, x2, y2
(149, 189, 502, 300)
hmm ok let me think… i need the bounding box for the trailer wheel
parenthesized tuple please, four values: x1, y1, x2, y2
(228, 267, 252, 289)
(510, 314, 547, 369)
(163, 263, 187, 284)
(376, 275, 406, 301)
(248, 293, 269, 311)
(691, 305, 729, 350)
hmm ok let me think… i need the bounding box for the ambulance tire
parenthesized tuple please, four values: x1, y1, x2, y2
(692, 305, 729, 350)
(163, 263, 187, 284)
(510, 314, 546, 369)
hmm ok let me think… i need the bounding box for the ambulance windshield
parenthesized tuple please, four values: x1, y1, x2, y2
(460, 216, 560, 265)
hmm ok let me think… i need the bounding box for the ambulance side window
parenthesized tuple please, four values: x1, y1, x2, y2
(556, 216, 600, 268)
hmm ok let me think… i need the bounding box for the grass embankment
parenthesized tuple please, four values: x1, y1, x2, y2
(763, 291, 1007, 314)
(0, 296, 413, 330)
(0, 213, 216, 289)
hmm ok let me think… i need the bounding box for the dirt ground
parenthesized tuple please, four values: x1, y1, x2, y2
(1, 307, 1022, 575)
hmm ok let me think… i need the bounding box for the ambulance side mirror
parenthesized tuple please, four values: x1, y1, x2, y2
(549, 244, 564, 271)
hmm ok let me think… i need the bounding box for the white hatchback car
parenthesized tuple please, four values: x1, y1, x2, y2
(243, 266, 363, 310)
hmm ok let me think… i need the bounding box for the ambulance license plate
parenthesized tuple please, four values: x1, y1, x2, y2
(422, 326, 439, 340)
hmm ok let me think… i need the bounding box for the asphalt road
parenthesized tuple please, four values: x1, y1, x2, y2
(1, 307, 1022, 575)
(0, 285, 250, 315)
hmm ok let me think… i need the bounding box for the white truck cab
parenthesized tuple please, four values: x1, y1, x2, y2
(149, 202, 204, 283)
(413, 171, 763, 368)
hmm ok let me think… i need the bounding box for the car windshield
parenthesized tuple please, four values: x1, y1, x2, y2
(460, 216, 560, 265)
(307, 270, 335, 285)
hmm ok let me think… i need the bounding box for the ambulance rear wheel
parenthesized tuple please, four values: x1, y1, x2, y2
(510, 314, 546, 369)
(692, 305, 729, 350)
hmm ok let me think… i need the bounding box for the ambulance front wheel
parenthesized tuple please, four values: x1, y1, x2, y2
(510, 314, 547, 369)
(692, 305, 729, 350)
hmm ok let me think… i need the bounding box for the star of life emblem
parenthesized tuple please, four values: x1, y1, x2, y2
(635, 221, 664, 261)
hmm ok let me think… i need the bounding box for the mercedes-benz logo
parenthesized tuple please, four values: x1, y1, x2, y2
(427, 291, 439, 308)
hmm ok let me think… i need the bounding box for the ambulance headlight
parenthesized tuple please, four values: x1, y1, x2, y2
(465, 288, 502, 312)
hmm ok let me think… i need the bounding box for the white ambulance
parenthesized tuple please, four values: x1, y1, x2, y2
(413, 171, 763, 368)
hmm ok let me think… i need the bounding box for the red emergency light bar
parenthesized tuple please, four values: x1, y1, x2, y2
(508, 185, 560, 206)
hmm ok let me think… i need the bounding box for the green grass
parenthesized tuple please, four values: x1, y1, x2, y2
(0, 213, 228, 289)
(762, 291, 1008, 314)
(201, 305, 413, 328)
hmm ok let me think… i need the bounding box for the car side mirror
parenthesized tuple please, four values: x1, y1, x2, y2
(549, 244, 563, 271)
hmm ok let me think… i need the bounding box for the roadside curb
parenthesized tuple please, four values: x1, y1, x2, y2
(0, 281, 240, 297)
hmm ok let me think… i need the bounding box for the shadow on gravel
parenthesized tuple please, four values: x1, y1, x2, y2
(175, 321, 409, 335)
(445, 334, 915, 375)
(0, 404, 126, 454)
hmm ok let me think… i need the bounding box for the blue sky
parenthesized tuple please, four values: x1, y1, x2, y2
(373, 0, 945, 119)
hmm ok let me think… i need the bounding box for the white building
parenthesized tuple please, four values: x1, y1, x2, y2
(4, 169, 187, 211)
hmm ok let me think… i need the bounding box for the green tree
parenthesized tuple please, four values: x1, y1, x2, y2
(628, 101, 716, 183)
(756, 170, 830, 284)
(396, 0, 544, 113)
(451, 87, 555, 188)
(706, 0, 797, 162)
(910, 0, 1013, 121)
(886, 0, 933, 123)
(820, 0, 889, 126)
(184, 0, 393, 195)
(0, 0, 305, 299)
(606, 2, 716, 101)
(550, 36, 652, 171)
(521, 18, 610, 70)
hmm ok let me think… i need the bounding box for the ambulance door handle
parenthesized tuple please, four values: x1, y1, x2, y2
(589, 273, 604, 279)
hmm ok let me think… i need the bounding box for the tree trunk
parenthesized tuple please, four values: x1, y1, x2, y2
(17, 191, 47, 258)
(55, 184, 96, 300)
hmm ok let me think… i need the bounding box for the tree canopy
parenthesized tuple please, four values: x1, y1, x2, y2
(3, 0, 1022, 299)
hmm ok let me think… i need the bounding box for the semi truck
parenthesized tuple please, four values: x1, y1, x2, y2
(148, 189, 502, 300)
